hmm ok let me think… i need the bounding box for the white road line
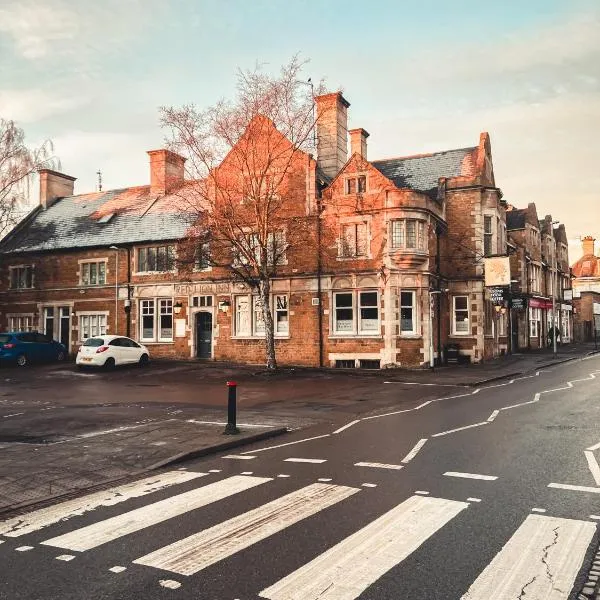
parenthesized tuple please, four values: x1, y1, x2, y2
(240, 471, 253, 475)
(259, 495, 468, 600)
(284, 458, 327, 464)
(2, 412, 24, 418)
(401, 439, 428, 464)
(487, 410, 499, 422)
(41, 475, 271, 552)
(109, 566, 127, 573)
(531, 508, 547, 513)
(548, 483, 600, 494)
(245, 434, 330, 454)
(362, 483, 377, 488)
(467, 498, 481, 503)
(318, 478, 332, 482)
(15, 546, 33, 552)
(460, 514, 596, 600)
(590, 515, 600, 520)
(432, 422, 489, 438)
(223, 455, 256, 460)
(587, 441, 600, 451)
(584, 451, 600, 486)
(415, 490, 429, 495)
(209, 469, 221, 473)
(55, 554, 75, 561)
(444, 472, 498, 481)
(500, 394, 540, 411)
(333, 420, 360, 434)
(134, 483, 359, 576)
(277, 474, 290, 478)
(186, 419, 275, 428)
(383, 381, 467, 387)
(354, 462, 403, 470)
(159, 580, 181, 589)
(0, 471, 207, 538)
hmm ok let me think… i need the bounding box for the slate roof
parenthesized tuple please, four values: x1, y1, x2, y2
(371, 147, 478, 196)
(1, 186, 193, 255)
(506, 209, 527, 230)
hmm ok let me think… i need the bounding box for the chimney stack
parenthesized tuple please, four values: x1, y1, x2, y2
(582, 235, 596, 256)
(349, 128, 369, 160)
(315, 92, 350, 180)
(39, 169, 76, 210)
(147, 149, 186, 195)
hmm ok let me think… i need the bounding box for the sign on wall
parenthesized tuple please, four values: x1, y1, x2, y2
(489, 287, 506, 305)
(484, 256, 511, 287)
(510, 296, 527, 310)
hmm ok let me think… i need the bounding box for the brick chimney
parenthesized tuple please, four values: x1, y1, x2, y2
(582, 235, 596, 256)
(315, 92, 350, 180)
(39, 169, 76, 210)
(147, 149, 186, 195)
(349, 128, 369, 160)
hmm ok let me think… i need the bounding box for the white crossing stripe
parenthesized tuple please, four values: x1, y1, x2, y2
(41, 475, 270, 552)
(444, 472, 498, 481)
(284, 458, 327, 464)
(134, 483, 359, 576)
(401, 439, 428, 464)
(0, 470, 206, 538)
(259, 495, 468, 599)
(460, 514, 596, 599)
(354, 462, 403, 470)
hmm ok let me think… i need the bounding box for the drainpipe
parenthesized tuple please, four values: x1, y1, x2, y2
(126, 246, 132, 338)
(526, 256, 531, 350)
(435, 224, 443, 364)
(317, 196, 324, 368)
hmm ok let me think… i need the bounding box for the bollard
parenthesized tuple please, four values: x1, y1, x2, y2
(223, 381, 240, 435)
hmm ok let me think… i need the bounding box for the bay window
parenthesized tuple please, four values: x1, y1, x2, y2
(400, 291, 417, 335)
(140, 299, 173, 342)
(390, 219, 426, 250)
(452, 296, 470, 335)
(333, 290, 380, 336)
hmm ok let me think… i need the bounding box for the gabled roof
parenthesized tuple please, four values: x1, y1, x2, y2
(371, 147, 478, 196)
(1, 186, 193, 254)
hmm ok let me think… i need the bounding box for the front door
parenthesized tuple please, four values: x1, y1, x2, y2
(196, 312, 212, 359)
(59, 307, 70, 350)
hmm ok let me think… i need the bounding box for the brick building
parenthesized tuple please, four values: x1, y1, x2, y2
(0, 92, 537, 368)
(572, 236, 600, 342)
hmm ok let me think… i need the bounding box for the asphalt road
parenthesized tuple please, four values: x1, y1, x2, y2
(1, 355, 600, 599)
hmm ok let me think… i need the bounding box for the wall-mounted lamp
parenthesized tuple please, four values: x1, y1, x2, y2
(174, 301, 183, 315)
(218, 300, 231, 313)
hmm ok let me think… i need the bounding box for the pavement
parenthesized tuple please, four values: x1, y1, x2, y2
(1, 350, 600, 598)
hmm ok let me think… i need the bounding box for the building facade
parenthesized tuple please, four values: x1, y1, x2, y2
(0, 92, 569, 367)
(572, 236, 600, 342)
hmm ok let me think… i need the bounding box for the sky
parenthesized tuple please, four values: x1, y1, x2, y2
(1, 0, 598, 262)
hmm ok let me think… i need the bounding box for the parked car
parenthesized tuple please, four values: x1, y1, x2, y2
(76, 335, 150, 369)
(0, 332, 67, 367)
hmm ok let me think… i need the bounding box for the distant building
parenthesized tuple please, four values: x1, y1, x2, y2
(572, 236, 600, 341)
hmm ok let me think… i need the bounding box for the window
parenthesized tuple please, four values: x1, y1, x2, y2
(333, 290, 379, 336)
(139, 299, 173, 342)
(9, 266, 34, 289)
(79, 314, 107, 340)
(234, 296, 251, 336)
(529, 307, 541, 338)
(44, 307, 54, 337)
(9, 315, 33, 332)
(390, 219, 427, 250)
(253, 296, 265, 336)
(80, 261, 106, 285)
(234, 232, 286, 266)
(452, 296, 470, 335)
(234, 294, 289, 337)
(345, 176, 366, 194)
(340, 223, 368, 258)
(484, 215, 493, 256)
(137, 245, 175, 272)
(400, 291, 417, 335)
(275, 294, 289, 334)
(192, 295, 213, 308)
(484, 300, 493, 336)
(194, 242, 211, 270)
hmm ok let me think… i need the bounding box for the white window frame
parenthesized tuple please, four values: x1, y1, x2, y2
(9, 265, 34, 289)
(8, 314, 34, 332)
(79, 259, 107, 286)
(136, 245, 176, 274)
(192, 295, 213, 308)
(233, 294, 290, 338)
(158, 299, 173, 342)
(399, 290, 417, 336)
(77, 312, 108, 341)
(332, 290, 380, 337)
(234, 295, 252, 337)
(483, 214, 494, 257)
(452, 295, 470, 336)
(390, 219, 427, 251)
(529, 307, 540, 338)
(139, 298, 173, 343)
(275, 294, 289, 335)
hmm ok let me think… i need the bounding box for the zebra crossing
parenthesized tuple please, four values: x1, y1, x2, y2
(0, 468, 597, 599)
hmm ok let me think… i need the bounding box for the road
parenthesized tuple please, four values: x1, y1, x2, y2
(1, 355, 600, 599)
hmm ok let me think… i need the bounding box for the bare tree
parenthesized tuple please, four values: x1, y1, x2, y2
(0, 119, 56, 236)
(160, 57, 326, 369)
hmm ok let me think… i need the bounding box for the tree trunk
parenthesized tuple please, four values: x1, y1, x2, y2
(258, 278, 277, 370)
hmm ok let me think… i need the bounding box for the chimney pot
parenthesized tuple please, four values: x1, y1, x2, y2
(582, 235, 596, 256)
(147, 149, 186, 194)
(349, 128, 369, 160)
(38, 169, 76, 210)
(315, 92, 350, 180)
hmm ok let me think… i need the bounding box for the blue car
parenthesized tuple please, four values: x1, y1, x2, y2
(0, 332, 67, 367)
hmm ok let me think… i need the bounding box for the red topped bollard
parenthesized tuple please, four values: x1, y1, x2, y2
(224, 381, 240, 435)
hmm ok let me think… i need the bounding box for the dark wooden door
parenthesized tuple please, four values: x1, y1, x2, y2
(196, 312, 212, 358)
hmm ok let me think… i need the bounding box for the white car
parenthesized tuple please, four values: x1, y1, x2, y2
(76, 335, 150, 369)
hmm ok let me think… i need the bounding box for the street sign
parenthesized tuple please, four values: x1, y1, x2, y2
(489, 287, 506, 305)
(510, 296, 527, 310)
(484, 256, 511, 287)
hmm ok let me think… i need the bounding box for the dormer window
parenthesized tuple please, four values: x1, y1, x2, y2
(345, 175, 366, 195)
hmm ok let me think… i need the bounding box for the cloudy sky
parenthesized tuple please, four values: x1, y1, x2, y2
(1, 0, 598, 261)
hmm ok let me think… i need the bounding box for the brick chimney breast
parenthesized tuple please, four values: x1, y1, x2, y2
(582, 235, 596, 257)
(315, 92, 350, 180)
(147, 149, 186, 195)
(349, 128, 369, 160)
(39, 169, 76, 210)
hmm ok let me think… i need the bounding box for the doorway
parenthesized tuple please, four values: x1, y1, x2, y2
(196, 312, 212, 359)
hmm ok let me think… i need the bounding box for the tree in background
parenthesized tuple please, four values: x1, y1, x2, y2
(0, 119, 56, 236)
(160, 57, 326, 369)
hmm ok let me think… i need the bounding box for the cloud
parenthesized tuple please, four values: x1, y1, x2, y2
(0, 89, 91, 123)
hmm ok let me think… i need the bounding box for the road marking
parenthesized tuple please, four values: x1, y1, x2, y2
(584, 450, 600, 486)
(532, 508, 547, 513)
(432, 422, 489, 437)
(2, 412, 24, 418)
(0, 471, 206, 538)
(318, 478, 332, 482)
(55, 554, 75, 562)
(240, 471, 253, 475)
(354, 462, 403, 470)
(259, 495, 468, 600)
(245, 434, 330, 454)
(15, 546, 33, 552)
(460, 514, 596, 600)
(209, 469, 221, 473)
(284, 458, 327, 464)
(362, 483, 377, 488)
(109, 566, 127, 573)
(548, 483, 600, 494)
(383, 381, 467, 387)
(223, 454, 256, 460)
(159, 580, 181, 589)
(41, 475, 271, 552)
(134, 483, 359, 576)
(415, 491, 429, 495)
(444, 472, 498, 481)
(486, 410, 499, 422)
(401, 439, 428, 464)
(500, 395, 540, 410)
(590, 515, 600, 520)
(467, 498, 481, 502)
(277, 474, 290, 478)
(186, 419, 275, 428)
(587, 441, 600, 451)
(333, 420, 360, 434)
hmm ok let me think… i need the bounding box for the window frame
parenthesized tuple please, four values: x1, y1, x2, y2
(77, 313, 108, 341)
(529, 307, 540, 338)
(483, 215, 493, 257)
(139, 298, 174, 343)
(390, 219, 427, 251)
(136, 245, 176, 274)
(9, 265, 34, 290)
(8, 314, 34, 332)
(399, 290, 417, 336)
(452, 295, 470, 336)
(344, 175, 367, 195)
(79, 259, 107, 286)
(232, 294, 290, 338)
(339, 222, 368, 258)
(332, 290, 380, 337)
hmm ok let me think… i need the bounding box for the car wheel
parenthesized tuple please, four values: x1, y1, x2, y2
(56, 351, 66, 362)
(104, 357, 116, 370)
(138, 354, 149, 367)
(16, 354, 28, 367)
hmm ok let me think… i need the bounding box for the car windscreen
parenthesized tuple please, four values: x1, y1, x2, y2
(83, 338, 105, 347)
(0, 335, 12, 344)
